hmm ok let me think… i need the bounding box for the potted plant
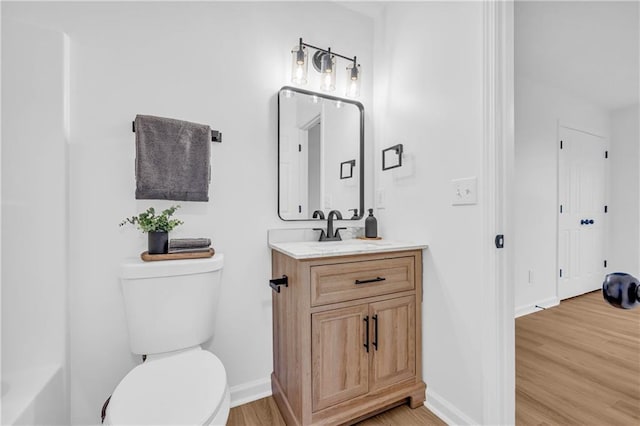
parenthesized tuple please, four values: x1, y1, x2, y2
(120, 205, 183, 254)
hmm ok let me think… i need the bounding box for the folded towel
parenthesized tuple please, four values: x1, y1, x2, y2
(169, 238, 211, 249)
(168, 247, 212, 254)
(135, 115, 211, 202)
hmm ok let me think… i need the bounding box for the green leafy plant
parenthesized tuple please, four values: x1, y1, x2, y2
(119, 205, 183, 233)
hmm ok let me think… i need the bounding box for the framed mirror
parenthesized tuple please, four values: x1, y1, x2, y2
(278, 86, 364, 221)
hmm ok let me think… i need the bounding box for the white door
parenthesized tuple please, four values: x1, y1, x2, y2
(558, 127, 607, 300)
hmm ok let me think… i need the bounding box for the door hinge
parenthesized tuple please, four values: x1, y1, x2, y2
(560, 140, 563, 149)
(604, 205, 608, 213)
(605, 151, 608, 158)
(298, 144, 302, 152)
(495, 234, 504, 249)
(604, 260, 608, 268)
(559, 269, 563, 278)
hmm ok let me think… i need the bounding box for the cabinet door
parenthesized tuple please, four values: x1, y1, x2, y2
(369, 296, 416, 392)
(312, 304, 369, 411)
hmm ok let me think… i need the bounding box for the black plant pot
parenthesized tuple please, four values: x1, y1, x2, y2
(148, 231, 168, 254)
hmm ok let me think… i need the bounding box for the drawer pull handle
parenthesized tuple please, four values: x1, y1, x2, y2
(372, 314, 378, 350)
(355, 277, 386, 285)
(363, 316, 370, 353)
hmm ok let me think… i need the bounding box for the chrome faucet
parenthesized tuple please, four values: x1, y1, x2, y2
(314, 210, 346, 241)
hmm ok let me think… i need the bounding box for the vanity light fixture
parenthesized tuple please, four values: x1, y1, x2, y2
(291, 39, 308, 85)
(290, 37, 362, 98)
(346, 61, 361, 98)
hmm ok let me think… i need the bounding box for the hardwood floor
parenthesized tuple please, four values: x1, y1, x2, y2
(229, 290, 639, 425)
(227, 397, 445, 426)
(516, 290, 640, 425)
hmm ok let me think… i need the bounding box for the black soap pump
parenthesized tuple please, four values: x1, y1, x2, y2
(365, 208, 378, 238)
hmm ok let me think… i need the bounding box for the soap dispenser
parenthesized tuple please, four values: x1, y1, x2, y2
(365, 208, 378, 238)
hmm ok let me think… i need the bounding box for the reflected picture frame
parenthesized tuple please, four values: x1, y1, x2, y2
(340, 160, 356, 179)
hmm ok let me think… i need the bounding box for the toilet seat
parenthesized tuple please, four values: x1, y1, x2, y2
(106, 348, 228, 425)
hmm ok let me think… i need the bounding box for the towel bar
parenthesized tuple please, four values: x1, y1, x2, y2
(132, 121, 222, 143)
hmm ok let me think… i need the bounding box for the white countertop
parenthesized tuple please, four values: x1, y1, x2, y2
(269, 239, 428, 259)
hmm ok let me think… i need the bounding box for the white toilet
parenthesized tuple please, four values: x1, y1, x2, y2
(105, 254, 230, 425)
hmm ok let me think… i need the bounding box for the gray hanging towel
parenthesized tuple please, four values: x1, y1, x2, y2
(135, 114, 210, 202)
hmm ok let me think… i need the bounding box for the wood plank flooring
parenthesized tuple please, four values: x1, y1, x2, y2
(516, 290, 640, 425)
(228, 290, 639, 425)
(227, 396, 444, 426)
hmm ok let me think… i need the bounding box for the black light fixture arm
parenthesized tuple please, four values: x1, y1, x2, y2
(299, 37, 357, 65)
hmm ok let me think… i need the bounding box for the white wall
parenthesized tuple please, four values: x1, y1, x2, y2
(1, 19, 69, 424)
(609, 105, 640, 277)
(373, 3, 486, 423)
(3, 3, 373, 424)
(513, 76, 610, 316)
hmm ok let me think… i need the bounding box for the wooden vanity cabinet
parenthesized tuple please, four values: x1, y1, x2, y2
(271, 249, 426, 426)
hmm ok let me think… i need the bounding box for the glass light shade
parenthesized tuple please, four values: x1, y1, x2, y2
(291, 45, 308, 85)
(345, 63, 361, 98)
(319, 53, 336, 92)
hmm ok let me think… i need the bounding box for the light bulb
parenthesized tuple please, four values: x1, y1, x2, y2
(319, 52, 336, 92)
(345, 62, 361, 98)
(291, 44, 308, 85)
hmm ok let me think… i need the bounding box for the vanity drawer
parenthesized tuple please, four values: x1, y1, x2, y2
(311, 256, 415, 306)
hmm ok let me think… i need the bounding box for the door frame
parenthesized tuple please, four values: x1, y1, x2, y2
(483, 0, 515, 424)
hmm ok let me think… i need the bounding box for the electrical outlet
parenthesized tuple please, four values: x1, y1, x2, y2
(451, 177, 478, 205)
(376, 188, 386, 209)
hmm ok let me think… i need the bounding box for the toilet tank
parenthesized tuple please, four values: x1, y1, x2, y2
(119, 254, 224, 355)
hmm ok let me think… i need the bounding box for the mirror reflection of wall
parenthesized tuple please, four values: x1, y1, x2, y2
(278, 87, 363, 221)
(308, 121, 322, 214)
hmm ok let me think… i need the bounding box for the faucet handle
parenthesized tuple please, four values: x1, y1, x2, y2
(334, 227, 347, 240)
(313, 228, 327, 241)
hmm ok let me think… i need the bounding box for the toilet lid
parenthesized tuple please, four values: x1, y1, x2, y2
(108, 349, 227, 425)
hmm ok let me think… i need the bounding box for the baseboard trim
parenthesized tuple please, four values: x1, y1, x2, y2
(515, 296, 560, 318)
(425, 388, 478, 425)
(229, 377, 272, 408)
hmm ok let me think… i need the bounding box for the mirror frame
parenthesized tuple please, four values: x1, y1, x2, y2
(277, 86, 364, 221)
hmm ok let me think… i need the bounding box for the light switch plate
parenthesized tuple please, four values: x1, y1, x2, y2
(324, 194, 332, 209)
(451, 177, 478, 205)
(376, 188, 386, 209)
